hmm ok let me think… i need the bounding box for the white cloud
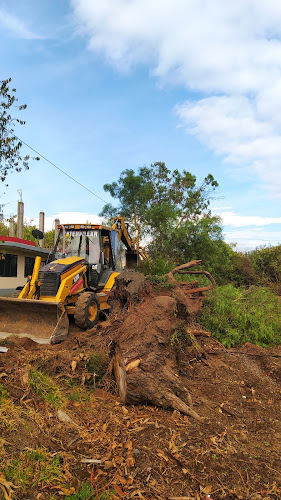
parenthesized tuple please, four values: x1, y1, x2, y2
(214, 210, 281, 250)
(71, 0, 281, 194)
(217, 211, 281, 227)
(175, 95, 281, 190)
(224, 228, 281, 251)
(71, 0, 281, 92)
(0, 8, 45, 39)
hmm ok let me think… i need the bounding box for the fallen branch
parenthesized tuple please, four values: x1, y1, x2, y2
(164, 261, 216, 294)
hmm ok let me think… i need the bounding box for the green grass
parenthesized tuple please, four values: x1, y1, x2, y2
(200, 284, 281, 347)
(0, 384, 8, 404)
(65, 482, 114, 499)
(29, 369, 62, 407)
(4, 448, 65, 493)
(67, 387, 90, 403)
(170, 323, 193, 351)
(86, 352, 109, 379)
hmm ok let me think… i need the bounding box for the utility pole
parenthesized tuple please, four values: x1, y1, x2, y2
(17, 201, 24, 239)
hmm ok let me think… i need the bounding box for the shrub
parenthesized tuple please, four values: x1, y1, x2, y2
(200, 284, 281, 347)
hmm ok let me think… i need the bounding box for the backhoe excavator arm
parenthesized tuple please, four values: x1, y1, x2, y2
(112, 217, 149, 267)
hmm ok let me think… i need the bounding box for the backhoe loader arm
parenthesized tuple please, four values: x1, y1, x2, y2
(112, 217, 137, 251)
(112, 217, 149, 267)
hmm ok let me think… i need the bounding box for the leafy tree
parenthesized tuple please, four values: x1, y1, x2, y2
(101, 162, 219, 252)
(249, 245, 281, 292)
(0, 220, 9, 236)
(0, 78, 39, 184)
(0, 219, 55, 249)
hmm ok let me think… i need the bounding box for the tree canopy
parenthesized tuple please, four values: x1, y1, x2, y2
(0, 78, 39, 184)
(100, 161, 225, 266)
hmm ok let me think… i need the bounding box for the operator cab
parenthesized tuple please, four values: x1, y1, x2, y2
(52, 224, 123, 291)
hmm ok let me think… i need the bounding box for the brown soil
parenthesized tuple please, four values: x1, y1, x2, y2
(0, 277, 280, 500)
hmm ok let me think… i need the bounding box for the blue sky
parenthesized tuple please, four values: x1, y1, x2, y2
(1, 0, 281, 250)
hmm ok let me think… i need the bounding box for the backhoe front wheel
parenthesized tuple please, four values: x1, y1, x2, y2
(74, 292, 100, 330)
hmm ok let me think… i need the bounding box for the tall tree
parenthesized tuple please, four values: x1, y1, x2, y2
(100, 161, 220, 257)
(0, 78, 39, 184)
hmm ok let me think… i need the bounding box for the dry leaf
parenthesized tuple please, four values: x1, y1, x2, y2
(125, 359, 141, 372)
(71, 360, 77, 371)
(202, 485, 213, 494)
(58, 487, 76, 495)
(70, 477, 80, 493)
(114, 484, 125, 497)
(210, 436, 218, 445)
(126, 455, 135, 467)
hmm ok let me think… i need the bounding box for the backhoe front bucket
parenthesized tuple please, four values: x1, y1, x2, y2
(0, 297, 69, 344)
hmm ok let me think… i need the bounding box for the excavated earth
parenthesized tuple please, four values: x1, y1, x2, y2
(0, 275, 280, 500)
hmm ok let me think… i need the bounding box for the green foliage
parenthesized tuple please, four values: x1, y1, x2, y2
(101, 162, 218, 240)
(249, 245, 281, 291)
(223, 251, 255, 287)
(0, 219, 55, 248)
(146, 274, 174, 289)
(200, 285, 281, 347)
(0, 220, 8, 236)
(138, 256, 174, 276)
(0, 383, 8, 403)
(101, 162, 224, 280)
(44, 228, 55, 249)
(23, 220, 39, 243)
(5, 448, 65, 492)
(86, 352, 109, 379)
(67, 387, 90, 403)
(0, 78, 39, 183)
(170, 324, 192, 351)
(65, 482, 114, 499)
(29, 369, 62, 407)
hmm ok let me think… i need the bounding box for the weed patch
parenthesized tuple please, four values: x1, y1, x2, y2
(170, 323, 202, 355)
(170, 323, 192, 351)
(86, 352, 109, 379)
(0, 398, 23, 431)
(65, 482, 114, 499)
(29, 369, 62, 407)
(147, 275, 174, 289)
(4, 448, 66, 495)
(200, 285, 281, 347)
(0, 384, 8, 403)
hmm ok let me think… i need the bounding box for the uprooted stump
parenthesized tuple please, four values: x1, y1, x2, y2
(108, 262, 216, 420)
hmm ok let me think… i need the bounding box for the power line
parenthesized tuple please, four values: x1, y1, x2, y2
(3, 127, 107, 204)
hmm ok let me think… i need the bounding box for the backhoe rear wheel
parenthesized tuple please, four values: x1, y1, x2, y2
(74, 292, 100, 330)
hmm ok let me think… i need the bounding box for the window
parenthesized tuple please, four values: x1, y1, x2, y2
(0, 253, 18, 277)
(24, 257, 35, 277)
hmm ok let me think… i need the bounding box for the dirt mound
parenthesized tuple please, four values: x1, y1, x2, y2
(0, 271, 281, 499)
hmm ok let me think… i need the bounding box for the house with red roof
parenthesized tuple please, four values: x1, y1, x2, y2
(0, 236, 50, 296)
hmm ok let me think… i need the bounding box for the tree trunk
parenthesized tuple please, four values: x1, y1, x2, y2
(109, 265, 215, 420)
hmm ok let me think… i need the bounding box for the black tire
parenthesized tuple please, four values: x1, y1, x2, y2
(74, 292, 100, 330)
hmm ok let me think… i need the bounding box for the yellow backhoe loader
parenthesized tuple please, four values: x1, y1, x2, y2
(0, 217, 147, 344)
